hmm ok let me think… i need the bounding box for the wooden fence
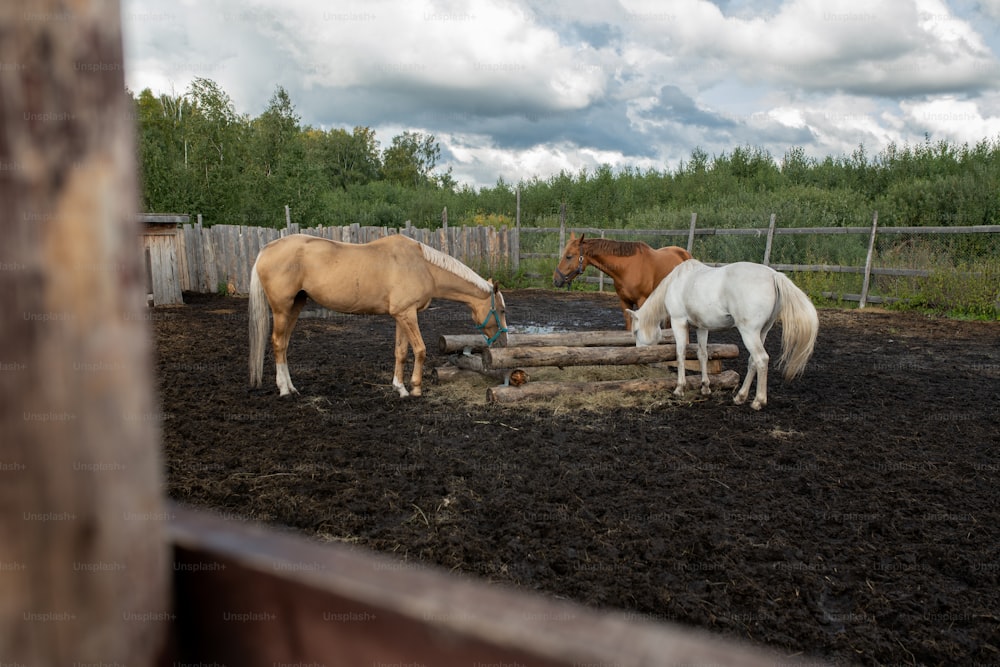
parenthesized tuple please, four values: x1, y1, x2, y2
(173, 218, 514, 295)
(523, 209, 1000, 307)
(149, 210, 998, 310)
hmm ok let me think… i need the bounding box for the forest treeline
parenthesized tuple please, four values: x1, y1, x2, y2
(134, 78, 1000, 231)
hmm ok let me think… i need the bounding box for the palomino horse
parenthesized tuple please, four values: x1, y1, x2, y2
(249, 234, 507, 397)
(552, 233, 691, 329)
(628, 260, 818, 410)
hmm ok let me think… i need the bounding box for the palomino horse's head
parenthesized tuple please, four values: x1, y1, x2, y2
(473, 280, 509, 347)
(625, 305, 663, 347)
(552, 232, 587, 288)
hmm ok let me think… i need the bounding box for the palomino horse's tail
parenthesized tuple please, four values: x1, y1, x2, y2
(248, 259, 270, 388)
(773, 273, 819, 380)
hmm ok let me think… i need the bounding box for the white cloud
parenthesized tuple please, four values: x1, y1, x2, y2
(123, 0, 1000, 188)
(902, 96, 1000, 143)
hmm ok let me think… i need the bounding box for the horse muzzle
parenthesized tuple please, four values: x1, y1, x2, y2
(553, 255, 585, 289)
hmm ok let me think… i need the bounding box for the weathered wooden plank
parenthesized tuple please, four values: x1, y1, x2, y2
(165, 503, 801, 666)
(487, 370, 741, 403)
(139, 213, 190, 224)
(484, 343, 740, 369)
(151, 237, 182, 305)
(186, 223, 203, 292)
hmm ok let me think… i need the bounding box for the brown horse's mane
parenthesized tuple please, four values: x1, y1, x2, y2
(580, 238, 648, 257)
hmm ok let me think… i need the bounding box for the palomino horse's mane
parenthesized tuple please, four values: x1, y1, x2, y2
(419, 242, 492, 294)
(581, 237, 647, 257)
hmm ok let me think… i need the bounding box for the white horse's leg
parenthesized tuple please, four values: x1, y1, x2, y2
(671, 319, 689, 397)
(735, 327, 769, 409)
(696, 327, 711, 395)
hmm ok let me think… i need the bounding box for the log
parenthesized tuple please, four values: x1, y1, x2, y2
(483, 344, 740, 370)
(438, 329, 675, 354)
(434, 365, 480, 382)
(434, 360, 512, 383)
(487, 370, 741, 404)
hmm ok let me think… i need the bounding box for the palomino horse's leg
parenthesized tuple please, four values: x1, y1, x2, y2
(670, 319, 689, 397)
(734, 327, 769, 410)
(391, 311, 426, 397)
(271, 292, 307, 396)
(696, 327, 711, 395)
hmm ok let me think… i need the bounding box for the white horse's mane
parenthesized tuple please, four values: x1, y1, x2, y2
(642, 271, 672, 323)
(641, 258, 703, 324)
(419, 241, 491, 294)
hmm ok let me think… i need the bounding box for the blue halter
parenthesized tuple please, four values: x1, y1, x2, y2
(475, 291, 507, 346)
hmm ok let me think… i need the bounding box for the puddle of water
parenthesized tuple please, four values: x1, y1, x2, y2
(511, 324, 566, 334)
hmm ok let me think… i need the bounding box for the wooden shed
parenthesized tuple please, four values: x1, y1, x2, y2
(141, 213, 188, 305)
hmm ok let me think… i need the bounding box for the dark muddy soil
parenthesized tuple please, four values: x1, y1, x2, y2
(154, 289, 1000, 666)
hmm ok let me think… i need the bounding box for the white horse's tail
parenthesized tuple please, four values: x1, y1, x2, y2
(773, 273, 819, 380)
(248, 259, 270, 388)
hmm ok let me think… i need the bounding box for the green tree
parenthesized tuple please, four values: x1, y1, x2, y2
(381, 131, 441, 187)
(182, 77, 250, 222)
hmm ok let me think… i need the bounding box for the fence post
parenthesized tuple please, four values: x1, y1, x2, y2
(763, 213, 777, 265)
(598, 230, 607, 293)
(0, 3, 167, 662)
(559, 202, 567, 251)
(514, 187, 521, 271)
(859, 211, 879, 309)
(285, 205, 291, 228)
(687, 212, 697, 254)
(442, 207, 449, 255)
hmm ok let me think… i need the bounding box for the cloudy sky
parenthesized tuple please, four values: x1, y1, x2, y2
(122, 0, 1000, 188)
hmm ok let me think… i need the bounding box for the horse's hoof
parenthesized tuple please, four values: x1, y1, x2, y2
(673, 387, 685, 398)
(751, 400, 764, 410)
(733, 395, 746, 405)
(410, 388, 422, 397)
(701, 386, 711, 396)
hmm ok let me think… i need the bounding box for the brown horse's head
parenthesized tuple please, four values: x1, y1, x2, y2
(553, 232, 587, 288)
(473, 280, 508, 347)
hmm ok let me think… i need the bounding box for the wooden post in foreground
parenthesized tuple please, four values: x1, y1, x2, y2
(0, 2, 167, 664)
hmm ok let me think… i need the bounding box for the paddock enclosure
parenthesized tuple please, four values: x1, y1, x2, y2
(155, 289, 1000, 666)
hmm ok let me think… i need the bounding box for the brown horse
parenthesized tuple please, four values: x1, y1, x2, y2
(553, 232, 692, 329)
(249, 233, 507, 397)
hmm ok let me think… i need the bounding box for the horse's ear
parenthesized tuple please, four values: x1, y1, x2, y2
(578, 233, 586, 243)
(489, 278, 501, 293)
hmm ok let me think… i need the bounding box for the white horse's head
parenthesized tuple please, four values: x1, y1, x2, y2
(626, 306, 663, 347)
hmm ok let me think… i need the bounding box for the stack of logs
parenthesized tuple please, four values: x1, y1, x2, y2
(435, 330, 741, 404)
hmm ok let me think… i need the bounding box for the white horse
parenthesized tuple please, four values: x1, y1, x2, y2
(627, 259, 818, 410)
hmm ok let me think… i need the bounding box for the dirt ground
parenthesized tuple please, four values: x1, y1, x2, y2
(154, 289, 1000, 666)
